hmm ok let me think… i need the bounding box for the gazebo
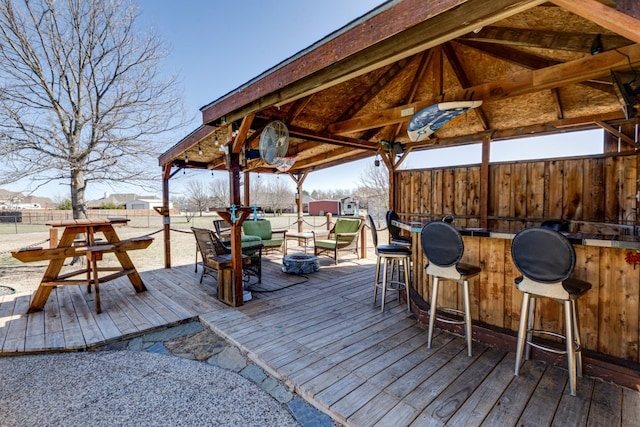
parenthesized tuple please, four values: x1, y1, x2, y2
(158, 0, 640, 385)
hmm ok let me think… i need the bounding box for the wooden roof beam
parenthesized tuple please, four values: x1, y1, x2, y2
(595, 120, 637, 148)
(455, 39, 613, 93)
(392, 51, 433, 140)
(442, 42, 490, 129)
(202, 0, 547, 126)
(231, 114, 255, 154)
(292, 146, 369, 170)
(328, 43, 640, 134)
(551, 0, 640, 45)
(461, 26, 632, 53)
(287, 125, 378, 150)
(336, 57, 412, 122)
(404, 110, 628, 150)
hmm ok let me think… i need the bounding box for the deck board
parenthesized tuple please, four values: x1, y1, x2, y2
(1, 254, 639, 426)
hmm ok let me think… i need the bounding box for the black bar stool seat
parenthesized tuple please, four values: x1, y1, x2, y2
(421, 220, 480, 356)
(511, 226, 592, 396)
(368, 215, 411, 313)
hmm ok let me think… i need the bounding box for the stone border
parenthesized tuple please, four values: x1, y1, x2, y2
(97, 321, 337, 427)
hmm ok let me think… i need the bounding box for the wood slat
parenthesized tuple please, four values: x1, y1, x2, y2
(1, 259, 639, 426)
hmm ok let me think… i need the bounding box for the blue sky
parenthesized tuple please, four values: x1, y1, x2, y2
(7, 0, 603, 200)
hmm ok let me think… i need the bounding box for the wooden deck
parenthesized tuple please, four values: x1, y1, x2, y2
(1, 252, 639, 426)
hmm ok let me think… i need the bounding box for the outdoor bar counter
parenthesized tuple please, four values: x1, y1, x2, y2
(395, 219, 640, 386)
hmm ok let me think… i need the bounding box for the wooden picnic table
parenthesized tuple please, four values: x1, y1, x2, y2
(12, 218, 152, 314)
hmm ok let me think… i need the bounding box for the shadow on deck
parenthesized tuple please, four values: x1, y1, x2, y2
(1, 253, 639, 426)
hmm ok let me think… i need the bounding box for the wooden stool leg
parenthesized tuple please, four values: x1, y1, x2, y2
(86, 255, 92, 294)
(92, 254, 101, 314)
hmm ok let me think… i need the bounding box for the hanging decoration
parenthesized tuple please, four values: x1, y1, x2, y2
(407, 100, 483, 142)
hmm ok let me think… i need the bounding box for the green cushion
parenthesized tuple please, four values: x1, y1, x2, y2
(334, 218, 361, 234)
(242, 220, 272, 240)
(260, 239, 283, 248)
(241, 235, 262, 246)
(315, 239, 337, 249)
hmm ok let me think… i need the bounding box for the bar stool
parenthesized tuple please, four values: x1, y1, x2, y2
(511, 226, 592, 396)
(368, 215, 411, 313)
(421, 221, 480, 356)
(386, 210, 412, 247)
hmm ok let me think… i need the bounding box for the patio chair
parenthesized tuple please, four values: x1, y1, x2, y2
(314, 217, 364, 264)
(213, 219, 231, 238)
(386, 210, 412, 247)
(194, 220, 231, 273)
(191, 227, 248, 284)
(209, 227, 264, 284)
(242, 219, 286, 255)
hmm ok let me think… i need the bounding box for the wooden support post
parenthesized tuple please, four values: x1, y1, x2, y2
(162, 164, 172, 268)
(360, 215, 367, 259)
(290, 172, 308, 232)
(480, 135, 490, 228)
(243, 171, 250, 206)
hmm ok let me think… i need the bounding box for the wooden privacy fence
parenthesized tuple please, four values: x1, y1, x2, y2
(395, 151, 640, 364)
(395, 152, 639, 232)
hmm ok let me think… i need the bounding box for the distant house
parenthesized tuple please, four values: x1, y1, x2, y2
(125, 198, 171, 210)
(87, 193, 169, 210)
(0, 188, 53, 209)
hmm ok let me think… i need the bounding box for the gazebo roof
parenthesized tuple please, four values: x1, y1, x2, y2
(159, 0, 640, 174)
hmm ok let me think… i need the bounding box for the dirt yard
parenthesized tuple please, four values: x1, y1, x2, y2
(0, 214, 351, 295)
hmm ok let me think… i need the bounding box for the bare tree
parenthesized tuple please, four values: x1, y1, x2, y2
(248, 173, 267, 208)
(265, 176, 294, 215)
(208, 177, 229, 208)
(0, 0, 186, 219)
(185, 180, 210, 216)
(356, 162, 389, 219)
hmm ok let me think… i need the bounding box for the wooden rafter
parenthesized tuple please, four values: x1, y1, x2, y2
(551, 87, 564, 119)
(455, 39, 614, 94)
(595, 120, 637, 148)
(442, 42, 490, 129)
(231, 114, 255, 154)
(202, 0, 547, 126)
(392, 51, 433, 141)
(551, 0, 640, 44)
(461, 26, 632, 53)
(286, 96, 314, 122)
(336, 57, 412, 122)
(328, 43, 640, 135)
(287, 125, 378, 150)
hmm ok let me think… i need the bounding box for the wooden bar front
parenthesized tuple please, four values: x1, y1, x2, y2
(394, 152, 640, 377)
(407, 231, 640, 364)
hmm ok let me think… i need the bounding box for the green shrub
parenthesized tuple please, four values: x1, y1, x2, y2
(57, 199, 72, 210)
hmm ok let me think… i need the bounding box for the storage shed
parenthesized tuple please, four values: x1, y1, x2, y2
(308, 199, 341, 216)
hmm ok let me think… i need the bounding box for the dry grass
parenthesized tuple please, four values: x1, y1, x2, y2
(0, 213, 342, 295)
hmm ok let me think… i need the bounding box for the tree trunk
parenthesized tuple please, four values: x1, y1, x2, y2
(71, 170, 88, 219)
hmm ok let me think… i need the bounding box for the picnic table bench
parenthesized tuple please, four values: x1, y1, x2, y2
(11, 218, 152, 314)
